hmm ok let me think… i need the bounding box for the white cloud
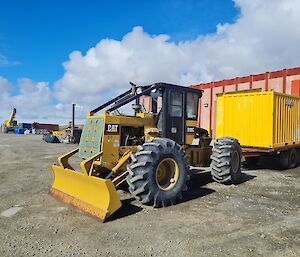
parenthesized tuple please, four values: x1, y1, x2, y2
(192, 0, 300, 79)
(0, 76, 12, 94)
(0, 78, 53, 122)
(54, 27, 190, 106)
(55, 0, 300, 112)
(0, 77, 88, 124)
(0, 54, 20, 67)
(2, 0, 300, 123)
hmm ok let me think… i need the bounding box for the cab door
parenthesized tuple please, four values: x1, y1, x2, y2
(166, 91, 184, 145)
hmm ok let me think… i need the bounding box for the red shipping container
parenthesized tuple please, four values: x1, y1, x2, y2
(33, 123, 59, 131)
(291, 80, 300, 97)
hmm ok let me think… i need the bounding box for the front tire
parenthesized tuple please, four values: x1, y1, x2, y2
(210, 137, 242, 184)
(126, 138, 189, 207)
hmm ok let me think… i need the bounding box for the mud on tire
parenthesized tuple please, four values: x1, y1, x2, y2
(210, 137, 242, 184)
(126, 138, 189, 207)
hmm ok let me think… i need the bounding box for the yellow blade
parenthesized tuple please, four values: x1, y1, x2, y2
(50, 165, 122, 222)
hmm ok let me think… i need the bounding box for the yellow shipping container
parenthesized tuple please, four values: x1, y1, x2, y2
(216, 91, 300, 149)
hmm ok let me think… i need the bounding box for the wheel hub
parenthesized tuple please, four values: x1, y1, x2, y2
(155, 158, 179, 191)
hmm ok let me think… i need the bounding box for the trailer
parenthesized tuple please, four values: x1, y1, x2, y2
(216, 90, 300, 169)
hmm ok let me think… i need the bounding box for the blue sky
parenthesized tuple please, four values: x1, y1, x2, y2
(0, 0, 238, 85)
(1, 0, 299, 123)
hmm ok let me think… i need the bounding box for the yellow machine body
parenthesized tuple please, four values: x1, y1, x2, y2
(50, 111, 210, 221)
(216, 91, 300, 149)
(52, 130, 65, 136)
(50, 112, 157, 221)
(49, 83, 212, 222)
(51, 163, 121, 221)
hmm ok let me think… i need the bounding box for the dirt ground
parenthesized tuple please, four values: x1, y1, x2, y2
(0, 133, 299, 257)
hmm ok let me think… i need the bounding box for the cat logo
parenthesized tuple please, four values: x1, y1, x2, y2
(104, 124, 119, 134)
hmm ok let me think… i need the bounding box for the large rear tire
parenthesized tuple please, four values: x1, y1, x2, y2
(126, 138, 189, 207)
(210, 137, 242, 184)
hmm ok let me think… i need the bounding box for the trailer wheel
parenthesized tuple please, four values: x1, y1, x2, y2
(210, 137, 242, 184)
(243, 156, 260, 168)
(280, 149, 297, 169)
(126, 138, 189, 207)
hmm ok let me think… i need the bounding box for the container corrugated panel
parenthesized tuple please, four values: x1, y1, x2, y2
(216, 91, 300, 149)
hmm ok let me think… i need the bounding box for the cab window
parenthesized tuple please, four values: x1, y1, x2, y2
(186, 93, 199, 120)
(170, 92, 183, 117)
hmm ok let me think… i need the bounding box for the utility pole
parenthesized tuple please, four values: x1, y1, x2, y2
(72, 103, 75, 138)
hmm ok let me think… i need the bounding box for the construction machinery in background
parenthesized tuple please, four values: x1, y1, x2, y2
(43, 122, 82, 144)
(2, 108, 60, 135)
(43, 104, 82, 144)
(2, 108, 17, 133)
(50, 82, 241, 222)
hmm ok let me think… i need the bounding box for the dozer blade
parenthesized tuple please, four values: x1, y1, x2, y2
(50, 165, 122, 222)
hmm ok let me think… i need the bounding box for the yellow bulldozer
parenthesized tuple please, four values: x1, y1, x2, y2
(50, 83, 241, 221)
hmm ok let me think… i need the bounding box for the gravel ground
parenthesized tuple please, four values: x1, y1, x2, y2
(0, 133, 299, 257)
